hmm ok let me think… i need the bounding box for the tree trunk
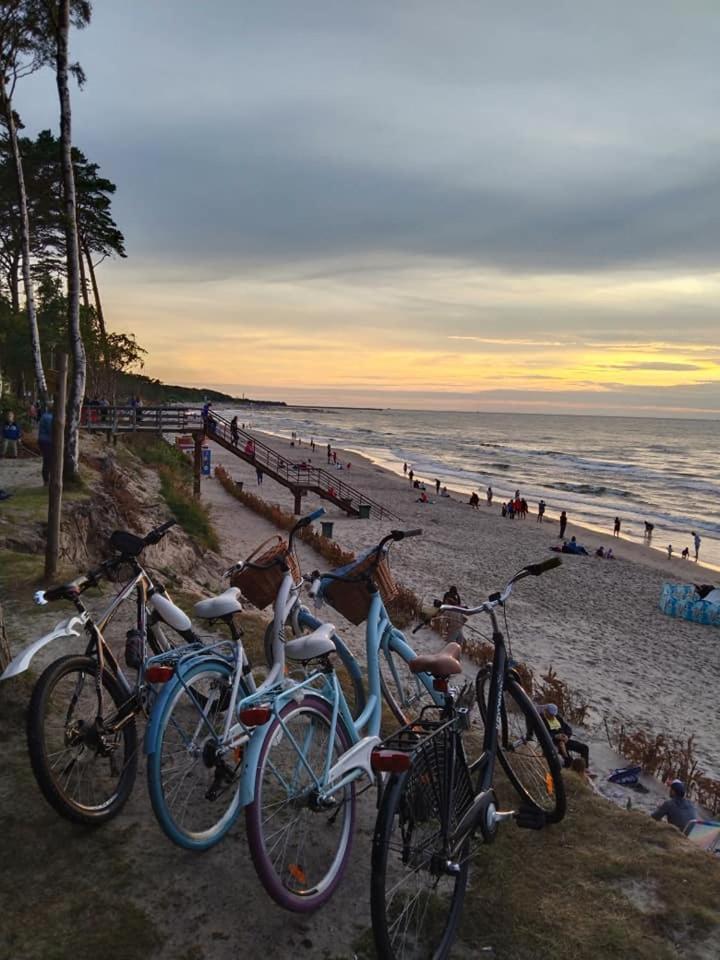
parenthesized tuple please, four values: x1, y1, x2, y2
(78, 231, 90, 313)
(0, 74, 49, 407)
(56, 0, 85, 480)
(83, 240, 110, 364)
(9, 251, 20, 314)
(0, 601, 10, 673)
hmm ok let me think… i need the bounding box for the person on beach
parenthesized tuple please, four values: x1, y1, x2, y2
(507, 500, 515, 519)
(440, 486, 450, 497)
(37, 408, 53, 485)
(595, 546, 605, 558)
(244, 438, 255, 458)
(606, 547, 614, 559)
(408, 469, 414, 484)
(230, 416, 239, 445)
(651, 780, 696, 832)
(417, 491, 429, 503)
(539, 704, 590, 768)
(559, 510, 567, 539)
(333, 450, 337, 464)
(682, 547, 690, 560)
(403, 462, 407, 475)
(644, 521, 654, 542)
(667, 544, 673, 560)
(327, 443, 332, 463)
(440, 586, 466, 644)
(256, 467, 263, 485)
(520, 498, 528, 518)
(486, 486, 493, 505)
(537, 499, 546, 523)
(692, 531, 701, 561)
(613, 517, 621, 537)
(501, 502, 507, 517)
(1, 412, 21, 458)
(469, 492, 480, 509)
(435, 478, 441, 494)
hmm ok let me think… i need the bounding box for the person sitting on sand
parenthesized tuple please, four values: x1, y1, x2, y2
(469, 492, 480, 509)
(440, 486, 450, 497)
(651, 780, 697, 832)
(595, 546, 605, 558)
(417, 491, 430, 504)
(681, 547, 690, 559)
(564, 536, 588, 556)
(538, 704, 590, 768)
(413, 479, 420, 489)
(606, 547, 614, 559)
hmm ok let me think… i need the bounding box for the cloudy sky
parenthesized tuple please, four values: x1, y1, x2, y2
(17, 0, 720, 415)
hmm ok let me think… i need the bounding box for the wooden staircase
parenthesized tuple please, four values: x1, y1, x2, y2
(206, 412, 401, 521)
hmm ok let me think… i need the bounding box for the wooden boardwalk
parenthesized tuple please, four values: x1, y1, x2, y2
(81, 405, 400, 521)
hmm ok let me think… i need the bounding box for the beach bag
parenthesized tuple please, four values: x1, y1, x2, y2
(607, 765, 642, 786)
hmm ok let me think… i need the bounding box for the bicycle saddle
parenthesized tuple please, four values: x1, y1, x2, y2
(285, 623, 337, 661)
(409, 642, 462, 677)
(193, 587, 243, 620)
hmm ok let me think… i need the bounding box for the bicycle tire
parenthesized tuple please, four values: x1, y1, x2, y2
(371, 749, 470, 958)
(27, 654, 138, 826)
(476, 670, 566, 823)
(245, 694, 356, 912)
(146, 658, 242, 850)
(263, 618, 366, 721)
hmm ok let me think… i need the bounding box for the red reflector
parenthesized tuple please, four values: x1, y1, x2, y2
(240, 705, 272, 726)
(371, 750, 412, 773)
(146, 665, 174, 683)
(433, 678, 448, 692)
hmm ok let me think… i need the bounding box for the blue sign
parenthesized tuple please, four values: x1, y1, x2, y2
(201, 447, 211, 476)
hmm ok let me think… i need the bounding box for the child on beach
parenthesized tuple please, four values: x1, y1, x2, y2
(1, 412, 21, 458)
(667, 544, 673, 559)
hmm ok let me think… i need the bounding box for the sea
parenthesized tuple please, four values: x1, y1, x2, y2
(227, 407, 720, 572)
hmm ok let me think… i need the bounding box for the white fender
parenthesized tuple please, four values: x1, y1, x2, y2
(0, 613, 89, 680)
(325, 734, 382, 788)
(148, 593, 192, 633)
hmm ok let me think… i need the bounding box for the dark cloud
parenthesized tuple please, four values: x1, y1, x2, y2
(603, 362, 703, 371)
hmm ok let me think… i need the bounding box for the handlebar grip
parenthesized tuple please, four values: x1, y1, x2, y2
(526, 557, 562, 576)
(144, 519, 177, 545)
(391, 528, 423, 541)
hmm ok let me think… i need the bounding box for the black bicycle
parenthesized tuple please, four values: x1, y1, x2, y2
(370, 557, 565, 960)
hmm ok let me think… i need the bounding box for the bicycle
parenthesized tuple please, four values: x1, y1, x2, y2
(370, 557, 565, 960)
(145, 522, 448, 913)
(0, 520, 245, 825)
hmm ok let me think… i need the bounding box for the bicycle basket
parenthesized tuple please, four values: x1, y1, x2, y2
(231, 535, 300, 609)
(322, 548, 398, 625)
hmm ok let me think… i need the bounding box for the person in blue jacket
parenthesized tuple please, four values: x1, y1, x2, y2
(37, 408, 54, 484)
(2, 411, 21, 458)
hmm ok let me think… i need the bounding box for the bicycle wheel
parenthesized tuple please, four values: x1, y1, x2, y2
(27, 655, 138, 826)
(245, 694, 356, 912)
(379, 638, 435, 726)
(146, 659, 242, 850)
(371, 741, 470, 959)
(476, 671, 566, 823)
(264, 617, 366, 721)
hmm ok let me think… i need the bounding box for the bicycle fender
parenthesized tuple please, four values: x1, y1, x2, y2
(0, 614, 89, 680)
(143, 653, 234, 755)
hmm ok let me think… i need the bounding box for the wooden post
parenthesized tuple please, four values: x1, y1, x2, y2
(293, 488, 302, 515)
(193, 431, 203, 499)
(45, 353, 68, 580)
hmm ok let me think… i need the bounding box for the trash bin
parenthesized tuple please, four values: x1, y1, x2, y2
(321, 521, 334, 539)
(358, 504, 371, 520)
(201, 447, 212, 476)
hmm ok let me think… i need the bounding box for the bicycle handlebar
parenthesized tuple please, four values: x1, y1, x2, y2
(143, 519, 177, 545)
(435, 557, 562, 619)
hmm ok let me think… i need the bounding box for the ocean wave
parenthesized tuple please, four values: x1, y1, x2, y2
(542, 481, 634, 498)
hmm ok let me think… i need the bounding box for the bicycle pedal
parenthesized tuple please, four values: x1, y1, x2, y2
(515, 805, 546, 830)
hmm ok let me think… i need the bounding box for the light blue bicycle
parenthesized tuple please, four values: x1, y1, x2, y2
(144, 518, 442, 912)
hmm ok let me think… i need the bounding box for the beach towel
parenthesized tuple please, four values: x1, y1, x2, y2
(660, 583, 720, 627)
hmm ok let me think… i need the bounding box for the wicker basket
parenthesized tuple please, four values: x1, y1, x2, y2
(231, 535, 300, 609)
(323, 551, 398, 625)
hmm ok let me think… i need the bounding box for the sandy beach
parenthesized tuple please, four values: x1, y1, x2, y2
(199, 428, 720, 787)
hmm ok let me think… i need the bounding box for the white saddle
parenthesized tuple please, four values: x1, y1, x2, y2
(194, 587, 243, 620)
(285, 623, 337, 661)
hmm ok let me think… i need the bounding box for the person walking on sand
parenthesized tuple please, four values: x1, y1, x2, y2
(435, 478, 441, 495)
(327, 443, 332, 463)
(613, 516, 621, 538)
(692, 531, 701, 562)
(408, 469, 414, 484)
(559, 510, 567, 539)
(1, 411, 21, 458)
(230, 416, 239, 445)
(486, 486, 493, 506)
(643, 521, 654, 543)
(537, 499, 546, 523)
(403, 462, 407, 475)
(667, 544, 673, 560)
(256, 466, 263, 485)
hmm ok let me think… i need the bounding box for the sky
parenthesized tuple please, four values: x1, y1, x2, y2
(15, 0, 720, 416)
